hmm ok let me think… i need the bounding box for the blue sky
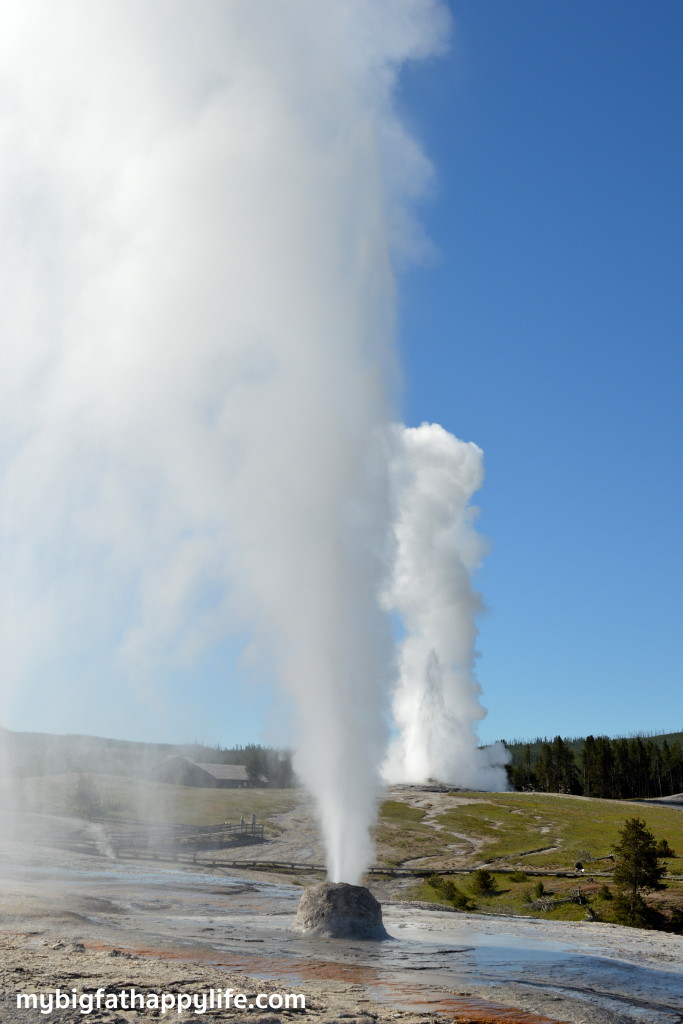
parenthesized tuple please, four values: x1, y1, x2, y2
(397, 0, 683, 742)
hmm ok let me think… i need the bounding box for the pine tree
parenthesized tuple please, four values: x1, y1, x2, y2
(552, 735, 581, 794)
(581, 735, 596, 796)
(613, 737, 630, 798)
(510, 744, 536, 791)
(243, 744, 268, 785)
(612, 817, 666, 927)
(613, 817, 665, 892)
(594, 735, 614, 798)
(469, 869, 498, 895)
(534, 742, 553, 792)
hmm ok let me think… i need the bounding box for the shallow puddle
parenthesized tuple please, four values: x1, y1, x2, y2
(85, 939, 570, 1024)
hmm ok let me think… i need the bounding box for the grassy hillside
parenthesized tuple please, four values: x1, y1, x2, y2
(1, 772, 300, 829)
(4, 773, 682, 926)
(409, 869, 683, 925)
(375, 790, 683, 929)
(10, 773, 681, 874)
(375, 791, 683, 875)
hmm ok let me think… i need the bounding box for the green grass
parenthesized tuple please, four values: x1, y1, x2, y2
(411, 869, 681, 925)
(433, 792, 683, 869)
(6, 774, 682, 927)
(380, 799, 426, 822)
(11, 778, 682, 876)
(374, 800, 462, 866)
(2, 773, 301, 830)
(374, 824, 458, 866)
(371, 791, 683, 875)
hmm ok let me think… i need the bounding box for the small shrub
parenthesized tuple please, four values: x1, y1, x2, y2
(469, 869, 498, 896)
(598, 884, 613, 901)
(440, 879, 458, 899)
(656, 838, 675, 858)
(532, 880, 545, 899)
(427, 874, 473, 910)
(442, 881, 474, 911)
(509, 870, 528, 883)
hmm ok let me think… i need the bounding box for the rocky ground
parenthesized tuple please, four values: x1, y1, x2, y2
(2, 906, 682, 1024)
(0, 931, 434, 1024)
(1, 797, 682, 1024)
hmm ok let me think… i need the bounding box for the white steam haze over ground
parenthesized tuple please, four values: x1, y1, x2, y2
(0, 0, 506, 883)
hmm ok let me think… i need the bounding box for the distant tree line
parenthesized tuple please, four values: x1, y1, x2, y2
(507, 733, 683, 799)
(177, 741, 259, 765)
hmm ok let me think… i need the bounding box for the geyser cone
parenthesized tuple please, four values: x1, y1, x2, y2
(292, 882, 388, 940)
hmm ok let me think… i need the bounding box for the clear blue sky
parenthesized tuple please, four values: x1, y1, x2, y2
(398, 0, 683, 743)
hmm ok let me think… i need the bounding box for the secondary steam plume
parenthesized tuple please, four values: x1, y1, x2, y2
(383, 424, 509, 788)
(0, 2, 450, 882)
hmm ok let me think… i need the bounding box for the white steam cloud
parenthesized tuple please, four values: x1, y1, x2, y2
(383, 424, 509, 789)
(0, 2, 502, 883)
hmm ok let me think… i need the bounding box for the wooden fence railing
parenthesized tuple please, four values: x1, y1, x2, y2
(106, 821, 264, 856)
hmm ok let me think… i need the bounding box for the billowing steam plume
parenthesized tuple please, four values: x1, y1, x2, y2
(383, 424, 509, 788)
(0, 2, 501, 884)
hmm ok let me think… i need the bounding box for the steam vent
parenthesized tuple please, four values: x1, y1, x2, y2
(292, 881, 389, 939)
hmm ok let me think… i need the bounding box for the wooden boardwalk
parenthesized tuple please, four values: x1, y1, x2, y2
(106, 821, 265, 857)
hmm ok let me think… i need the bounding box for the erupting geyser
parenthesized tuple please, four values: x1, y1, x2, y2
(382, 424, 510, 788)
(0, 0, 504, 889)
(292, 882, 388, 940)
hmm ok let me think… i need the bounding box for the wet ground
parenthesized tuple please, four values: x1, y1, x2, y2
(1, 856, 682, 1024)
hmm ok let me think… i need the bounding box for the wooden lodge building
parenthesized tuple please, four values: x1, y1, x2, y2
(150, 755, 253, 788)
